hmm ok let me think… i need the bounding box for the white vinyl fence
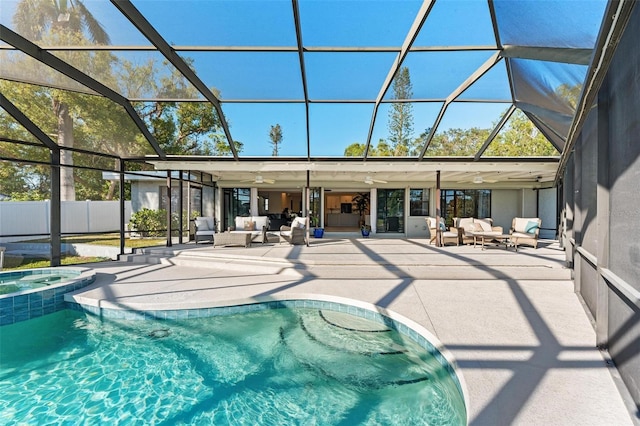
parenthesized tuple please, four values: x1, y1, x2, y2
(0, 200, 132, 243)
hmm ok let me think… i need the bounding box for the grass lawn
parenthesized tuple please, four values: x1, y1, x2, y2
(2, 234, 185, 270)
(24, 234, 169, 248)
(2, 255, 110, 270)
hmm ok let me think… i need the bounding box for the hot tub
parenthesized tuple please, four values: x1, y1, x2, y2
(0, 267, 96, 325)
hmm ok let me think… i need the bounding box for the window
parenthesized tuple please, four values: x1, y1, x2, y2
(440, 189, 491, 225)
(409, 189, 429, 216)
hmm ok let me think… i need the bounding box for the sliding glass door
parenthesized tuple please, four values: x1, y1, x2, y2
(376, 189, 404, 233)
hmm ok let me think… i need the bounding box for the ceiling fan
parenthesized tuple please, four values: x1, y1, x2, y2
(363, 175, 387, 185)
(457, 174, 497, 184)
(240, 175, 275, 184)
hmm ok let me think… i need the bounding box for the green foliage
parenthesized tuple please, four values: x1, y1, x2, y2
(129, 208, 180, 238)
(425, 127, 490, 156)
(352, 192, 370, 223)
(344, 142, 365, 156)
(485, 110, 559, 156)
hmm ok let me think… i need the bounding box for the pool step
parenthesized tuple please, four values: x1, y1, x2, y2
(118, 250, 305, 277)
(279, 310, 433, 389)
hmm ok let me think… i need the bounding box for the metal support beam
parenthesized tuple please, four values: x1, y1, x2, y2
(475, 104, 516, 160)
(166, 171, 172, 247)
(119, 159, 126, 256)
(501, 45, 593, 65)
(0, 24, 166, 159)
(418, 103, 448, 159)
(0, 93, 57, 150)
(363, 0, 436, 157)
(596, 80, 610, 348)
(111, 0, 238, 159)
(435, 170, 441, 247)
(556, 0, 637, 184)
(178, 171, 184, 244)
(292, 0, 312, 161)
(50, 149, 62, 267)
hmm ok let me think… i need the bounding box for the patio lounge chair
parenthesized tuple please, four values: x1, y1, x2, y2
(280, 216, 307, 245)
(510, 217, 542, 249)
(194, 217, 216, 243)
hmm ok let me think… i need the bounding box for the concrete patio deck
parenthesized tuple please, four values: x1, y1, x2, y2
(69, 237, 638, 425)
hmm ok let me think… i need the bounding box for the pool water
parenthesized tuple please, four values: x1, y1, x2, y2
(0, 270, 80, 295)
(0, 307, 466, 425)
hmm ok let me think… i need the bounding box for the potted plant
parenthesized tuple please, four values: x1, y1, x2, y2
(361, 224, 371, 237)
(311, 213, 324, 238)
(352, 192, 370, 228)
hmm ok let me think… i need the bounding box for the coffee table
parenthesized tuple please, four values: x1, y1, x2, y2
(472, 232, 515, 251)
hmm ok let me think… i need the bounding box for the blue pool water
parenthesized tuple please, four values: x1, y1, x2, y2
(0, 269, 81, 295)
(0, 307, 466, 425)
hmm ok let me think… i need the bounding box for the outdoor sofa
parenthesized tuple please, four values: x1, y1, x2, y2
(453, 217, 503, 245)
(230, 216, 270, 244)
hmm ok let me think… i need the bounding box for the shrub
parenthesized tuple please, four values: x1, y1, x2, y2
(129, 208, 167, 237)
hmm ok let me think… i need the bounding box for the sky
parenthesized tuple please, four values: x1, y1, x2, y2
(1, 0, 607, 157)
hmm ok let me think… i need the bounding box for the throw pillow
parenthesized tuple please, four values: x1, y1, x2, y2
(244, 220, 255, 231)
(439, 221, 446, 231)
(472, 223, 484, 232)
(478, 221, 492, 232)
(525, 220, 539, 234)
(195, 218, 208, 230)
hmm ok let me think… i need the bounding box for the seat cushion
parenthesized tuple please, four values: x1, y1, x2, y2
(512, 231, 535, 238)
(290, 217, 306, 228)
(195, 217, 209, 230)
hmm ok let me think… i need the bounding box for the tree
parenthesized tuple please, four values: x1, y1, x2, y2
(485, 110, 558, 156)
(269, 124, 283, 156)
(388, 67, 414, 156)
(129, 59, 234, 157)
(13, 0, 111, 201)
(344, 142, 365, 156)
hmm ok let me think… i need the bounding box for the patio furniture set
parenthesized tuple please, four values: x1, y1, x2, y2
(194, 215, 308, 247)
(426, 216, 542, 251)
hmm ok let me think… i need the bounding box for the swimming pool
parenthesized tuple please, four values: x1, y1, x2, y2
(0, 267, 96, 325)
(0, 304, 467, 424)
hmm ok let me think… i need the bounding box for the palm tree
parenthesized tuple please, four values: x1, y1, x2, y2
(13, 0, 110, 200)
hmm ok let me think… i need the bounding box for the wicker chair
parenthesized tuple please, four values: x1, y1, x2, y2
(425, 217, 459, 246)
(279, 216, 307, 245)
(510, 217, 541, 248)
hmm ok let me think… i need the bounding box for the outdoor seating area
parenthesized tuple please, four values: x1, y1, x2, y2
(454, 217, 504, 245)
(425, 216, 542, 250)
